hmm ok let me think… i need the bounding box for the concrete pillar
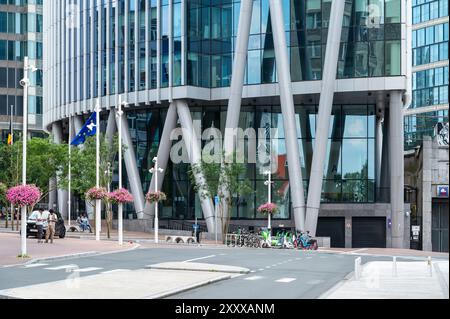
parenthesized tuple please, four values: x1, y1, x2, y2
(345, 216, 352, 249)
(115, 112, 146, 218)
(421, 136, 433, 251)
(176, 100, 216, 234)
(52, 121, 68, 219)
(220, 0, 253, 229)
(143, 102, 178, 220)
(269, 0, 306, 231)
(305, 0, 345, 236)
(389, 91, 405, 248)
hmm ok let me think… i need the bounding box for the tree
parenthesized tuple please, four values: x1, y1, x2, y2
(0, 137, 68, 203)
(59, 133, 120, 236)
(189, 154, 253, 241)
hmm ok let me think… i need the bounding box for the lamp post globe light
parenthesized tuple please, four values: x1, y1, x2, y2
(19, 56, 37, 256)
(116, 97, 127, 245)
(149, 157, 164, 244)
(264, 170, 274, 235)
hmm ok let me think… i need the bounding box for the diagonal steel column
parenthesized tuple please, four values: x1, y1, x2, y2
(176, 100, 216, 234)
(52, 121, 68, 219)
(143, 102, 178, 220)
(269, 0, 306, 231)
(305, 0, 345, 236)
(115, 111, 146, 218)
(106, 108, 117, 150)
(219, 0, 253, 230)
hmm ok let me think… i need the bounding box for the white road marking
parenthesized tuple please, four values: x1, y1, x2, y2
(258, 268, 264, 271)
(296, 258, 302, 260)
(182, 255, 216, 263)
(72, 267, 103, 273)
(250, 270, 256, 273)
(244, 276, 263, 281)
(346, 248, 368, 254)
(101, 269, 130, 274)
(306, 279, 325, 285)
(24, 263, 48, 268)
(276, 278, 297, 283)
(45, 265, 78, 271)
(265, 266, 271, 269)
(306, 257, 313, 259)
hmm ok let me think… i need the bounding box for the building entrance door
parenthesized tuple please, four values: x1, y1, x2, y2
(432, 198, 449, 252)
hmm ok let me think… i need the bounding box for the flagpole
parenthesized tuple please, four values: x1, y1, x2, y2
(68, 117, 72, 227)
(118, 95, 123, 245)
(95, 99, 101, 241)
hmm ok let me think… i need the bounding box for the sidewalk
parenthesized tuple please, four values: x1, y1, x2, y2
(321, 260, 449, 299)
(321, 247, 449, 258)
(0, 232, 139, 267)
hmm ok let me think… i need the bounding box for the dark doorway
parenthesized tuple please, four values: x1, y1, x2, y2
(352, 217, 386, 248)
(317, 217, 345, 248)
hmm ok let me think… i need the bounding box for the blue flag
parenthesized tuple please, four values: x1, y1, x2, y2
(71, 112, 97, 145)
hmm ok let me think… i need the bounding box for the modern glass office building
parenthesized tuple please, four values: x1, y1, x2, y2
(0, 0, 44, 141)
(44, 0, 410, 248)
(404, 0, 449, 150)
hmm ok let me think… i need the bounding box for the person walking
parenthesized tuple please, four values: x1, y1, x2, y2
(45, 209, 58, 244)
(35, 208, 45, 243)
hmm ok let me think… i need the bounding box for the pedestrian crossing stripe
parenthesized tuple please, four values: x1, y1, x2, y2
(24, 263, 49, 268)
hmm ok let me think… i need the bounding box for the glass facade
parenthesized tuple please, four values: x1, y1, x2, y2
(405, 0, 449, 150)
(46, 0, 404, 112)
(43, 1, 405, 222)
(0, 0, 43, 140)
(122, 103, 377, 220)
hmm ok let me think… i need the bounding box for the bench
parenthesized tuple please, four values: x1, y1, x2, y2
(165, 235, 197, 244)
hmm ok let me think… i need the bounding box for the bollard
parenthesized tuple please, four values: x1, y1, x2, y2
(354, 257, 362, 280)
(427, 256, 432, 277)
(392, 256, 397, 277)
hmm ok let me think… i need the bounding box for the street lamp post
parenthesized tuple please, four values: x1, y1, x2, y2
(149, 157, 164, 244)
(95, 99, 101, 241)
(116, 97, 126, 245)
(19, 56, 37, 256)
(264, 170, 274, 234)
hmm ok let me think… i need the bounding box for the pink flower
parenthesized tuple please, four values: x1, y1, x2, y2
(85, 187, 108, 201)
(6, 185, 42, 207)
(109, 188, 134, 204)
(146, 191, 167, 203)
(257, 202, 278, 215)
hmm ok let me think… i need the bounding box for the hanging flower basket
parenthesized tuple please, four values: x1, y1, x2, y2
(6, 184, 42, 207)
(146, 191, 167, 204)
(257, 202, 278, 215)
(109, 188, 134, 204)
(85, 187, 108, 201)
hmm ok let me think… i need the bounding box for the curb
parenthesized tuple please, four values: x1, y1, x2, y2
(434, 262, 449, 299)
(1, 243, 141, 268)
(146, 264, 250, 274)
(144, 274, 233, 299)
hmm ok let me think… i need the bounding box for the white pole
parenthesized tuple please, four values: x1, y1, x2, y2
(427, 256, 432, 277)
(21, 56, 29, 257)
(154, 157, 159, 244)
(118, 97, 123, 245)
(392, 256, 397, 277)
(68, 117, 72, 227)
(95, 99, 101, 241)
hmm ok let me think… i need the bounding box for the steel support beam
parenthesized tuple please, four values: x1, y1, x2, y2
(305, 0, 345, 236)
(52, 122, 68, 219)
(219, 0, 253, 232)
(389, 91, 405, 248)
(376, 95, 385, 198)
(176, 100, 216, 234)
(144, 102, 178, 220)
(269, 0, 306, 231)
(115, 111, 146, 218)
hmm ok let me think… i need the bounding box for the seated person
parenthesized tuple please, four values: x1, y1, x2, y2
(80, 213, 92, 233)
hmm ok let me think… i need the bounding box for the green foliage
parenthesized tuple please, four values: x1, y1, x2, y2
(59, 133, 120, 199)
(0, 137, 68, 199)
(0, 182, 7, 207)
(189, 153, 253, 236)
